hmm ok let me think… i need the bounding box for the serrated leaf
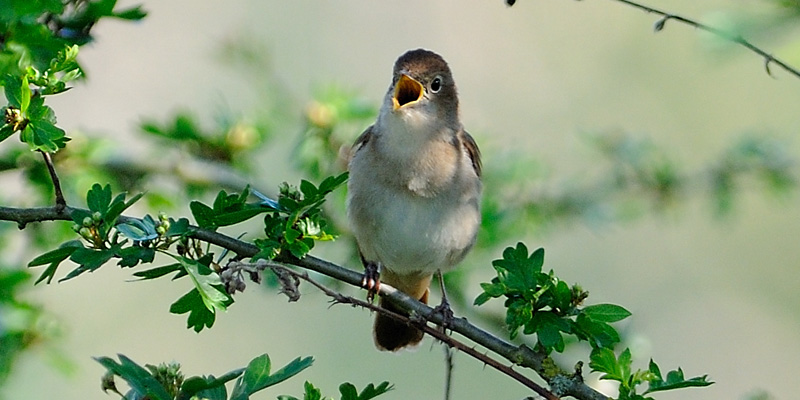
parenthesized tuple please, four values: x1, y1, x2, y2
(230, 355, 313, 400)
(190, 201, 216, 230)
(87, 183, 113, 214)
(178, 369, 244, 400)
(582, 304, 631, 323)
(169, 254, 230, 312)
(94, 354, 173, 400)
(170, 288, 216, 332)
(341, 381, 393, 400)
(575, 313, 621, 349)
(28, 119, 67, 152)
(116, 245, 155, 268)
(61, 247, 115, 281)
(116, 219, 158, 242)
(589, 347, 622, 381)
(105, 192, 144, 227)
(166, 217, 191, 237)
(644, 362, 714, 394)
(28, 240, 83, 284)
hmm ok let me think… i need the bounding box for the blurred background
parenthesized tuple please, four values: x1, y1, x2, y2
(1, 0, 799, 399)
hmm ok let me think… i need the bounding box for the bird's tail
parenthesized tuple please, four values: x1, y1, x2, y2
(373, 271, 432, 351)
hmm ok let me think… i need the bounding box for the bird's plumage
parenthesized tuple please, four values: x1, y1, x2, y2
(346, 49, 481, 351)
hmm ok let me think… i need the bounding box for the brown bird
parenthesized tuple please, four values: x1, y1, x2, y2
(346, 49, 482, 351)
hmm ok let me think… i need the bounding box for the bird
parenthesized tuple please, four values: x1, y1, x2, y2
(346, 49, 482, 351)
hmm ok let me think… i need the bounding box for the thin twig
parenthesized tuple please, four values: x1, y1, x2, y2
(607, 0, 800, 79)
(442, 345, 454, 400)
(39, 151, 67, 212)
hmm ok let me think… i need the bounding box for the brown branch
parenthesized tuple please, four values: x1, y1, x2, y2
(0, 205, 610, 400)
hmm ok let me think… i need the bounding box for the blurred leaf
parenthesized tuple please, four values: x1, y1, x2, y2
(133, 263, 182, 280)
(339, 381, 393, 400)
(94, 354, 173, 400)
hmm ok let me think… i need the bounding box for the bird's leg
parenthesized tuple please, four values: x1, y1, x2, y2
(431, 269, 455, 332)
(360, 253, 381, 303)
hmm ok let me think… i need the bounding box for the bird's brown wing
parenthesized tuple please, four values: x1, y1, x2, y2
(461, 130, 482, 178)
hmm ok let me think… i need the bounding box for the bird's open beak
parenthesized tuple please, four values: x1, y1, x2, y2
(392, 74, 424, 110)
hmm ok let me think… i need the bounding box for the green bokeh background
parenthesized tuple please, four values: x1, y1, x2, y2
(3, 1, 800, 399)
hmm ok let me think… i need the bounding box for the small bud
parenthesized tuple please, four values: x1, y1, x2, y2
(156, 225, 167, 235)
(82, 216, 93, 227)
(79, 227, 92, 240)
(92, 211, 102, 222)
(71, 223, 81, 232)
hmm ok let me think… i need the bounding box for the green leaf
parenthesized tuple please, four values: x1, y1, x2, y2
(116, 219, 158, 242)
(0, 124, 14, 143)
(113, 5, 148, 20)
(582, 304, 631, 323)
(87, 183, 113, 214)
(575, 313, 621, 349)
(133, 263, 183, 280)
(94, 354, 173, 400)
(214, 206, 266, 227)
(644, 360, 714, 394)
(190, 201, 216, 230)
(3, 75, 23, 108)
(27, 240, 82, 284)
(230, 355, 313, 400)
(61, 247, 115, 281)
(27, 119, 68, 152)
(166, 217, 191, 237)
(170, 254, 230, 311)
(170, 288, 216, 332)
(116, 245, 155, 268)
(339, 381, 393, 400)
(178, 369, 244, 400)
(589, 347, 624, 382)
(105, 192, 144, 227)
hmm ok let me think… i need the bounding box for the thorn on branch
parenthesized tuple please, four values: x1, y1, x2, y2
(764, 57, 774, 78)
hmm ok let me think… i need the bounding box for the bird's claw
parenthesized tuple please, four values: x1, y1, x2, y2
(431, 297, 455, 332)
(361, 261, 381, 303)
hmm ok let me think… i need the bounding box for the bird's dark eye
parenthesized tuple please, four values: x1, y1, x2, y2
(430, 76, 442, 93)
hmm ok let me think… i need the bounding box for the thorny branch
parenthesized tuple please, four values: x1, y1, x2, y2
(0, 205, 610, 400)
(223, 259, 561, 400)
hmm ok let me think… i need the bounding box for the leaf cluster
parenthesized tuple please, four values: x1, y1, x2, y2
(589, 348, 713, 399)
(96, 353, 391, 400)
(475, 242, 712, 398)
(475, 242, 629, 354)
(253, 173, 347, 260)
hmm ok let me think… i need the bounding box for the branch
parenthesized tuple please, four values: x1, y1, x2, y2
(0, 205, 610, 400)
(606, 0, 800, 79)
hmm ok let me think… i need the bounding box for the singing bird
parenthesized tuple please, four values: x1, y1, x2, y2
(346, 49, 482, 351)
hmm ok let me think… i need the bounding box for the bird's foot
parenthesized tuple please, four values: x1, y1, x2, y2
(361, 261, 381, 303)
(431, 297, 455, 333)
